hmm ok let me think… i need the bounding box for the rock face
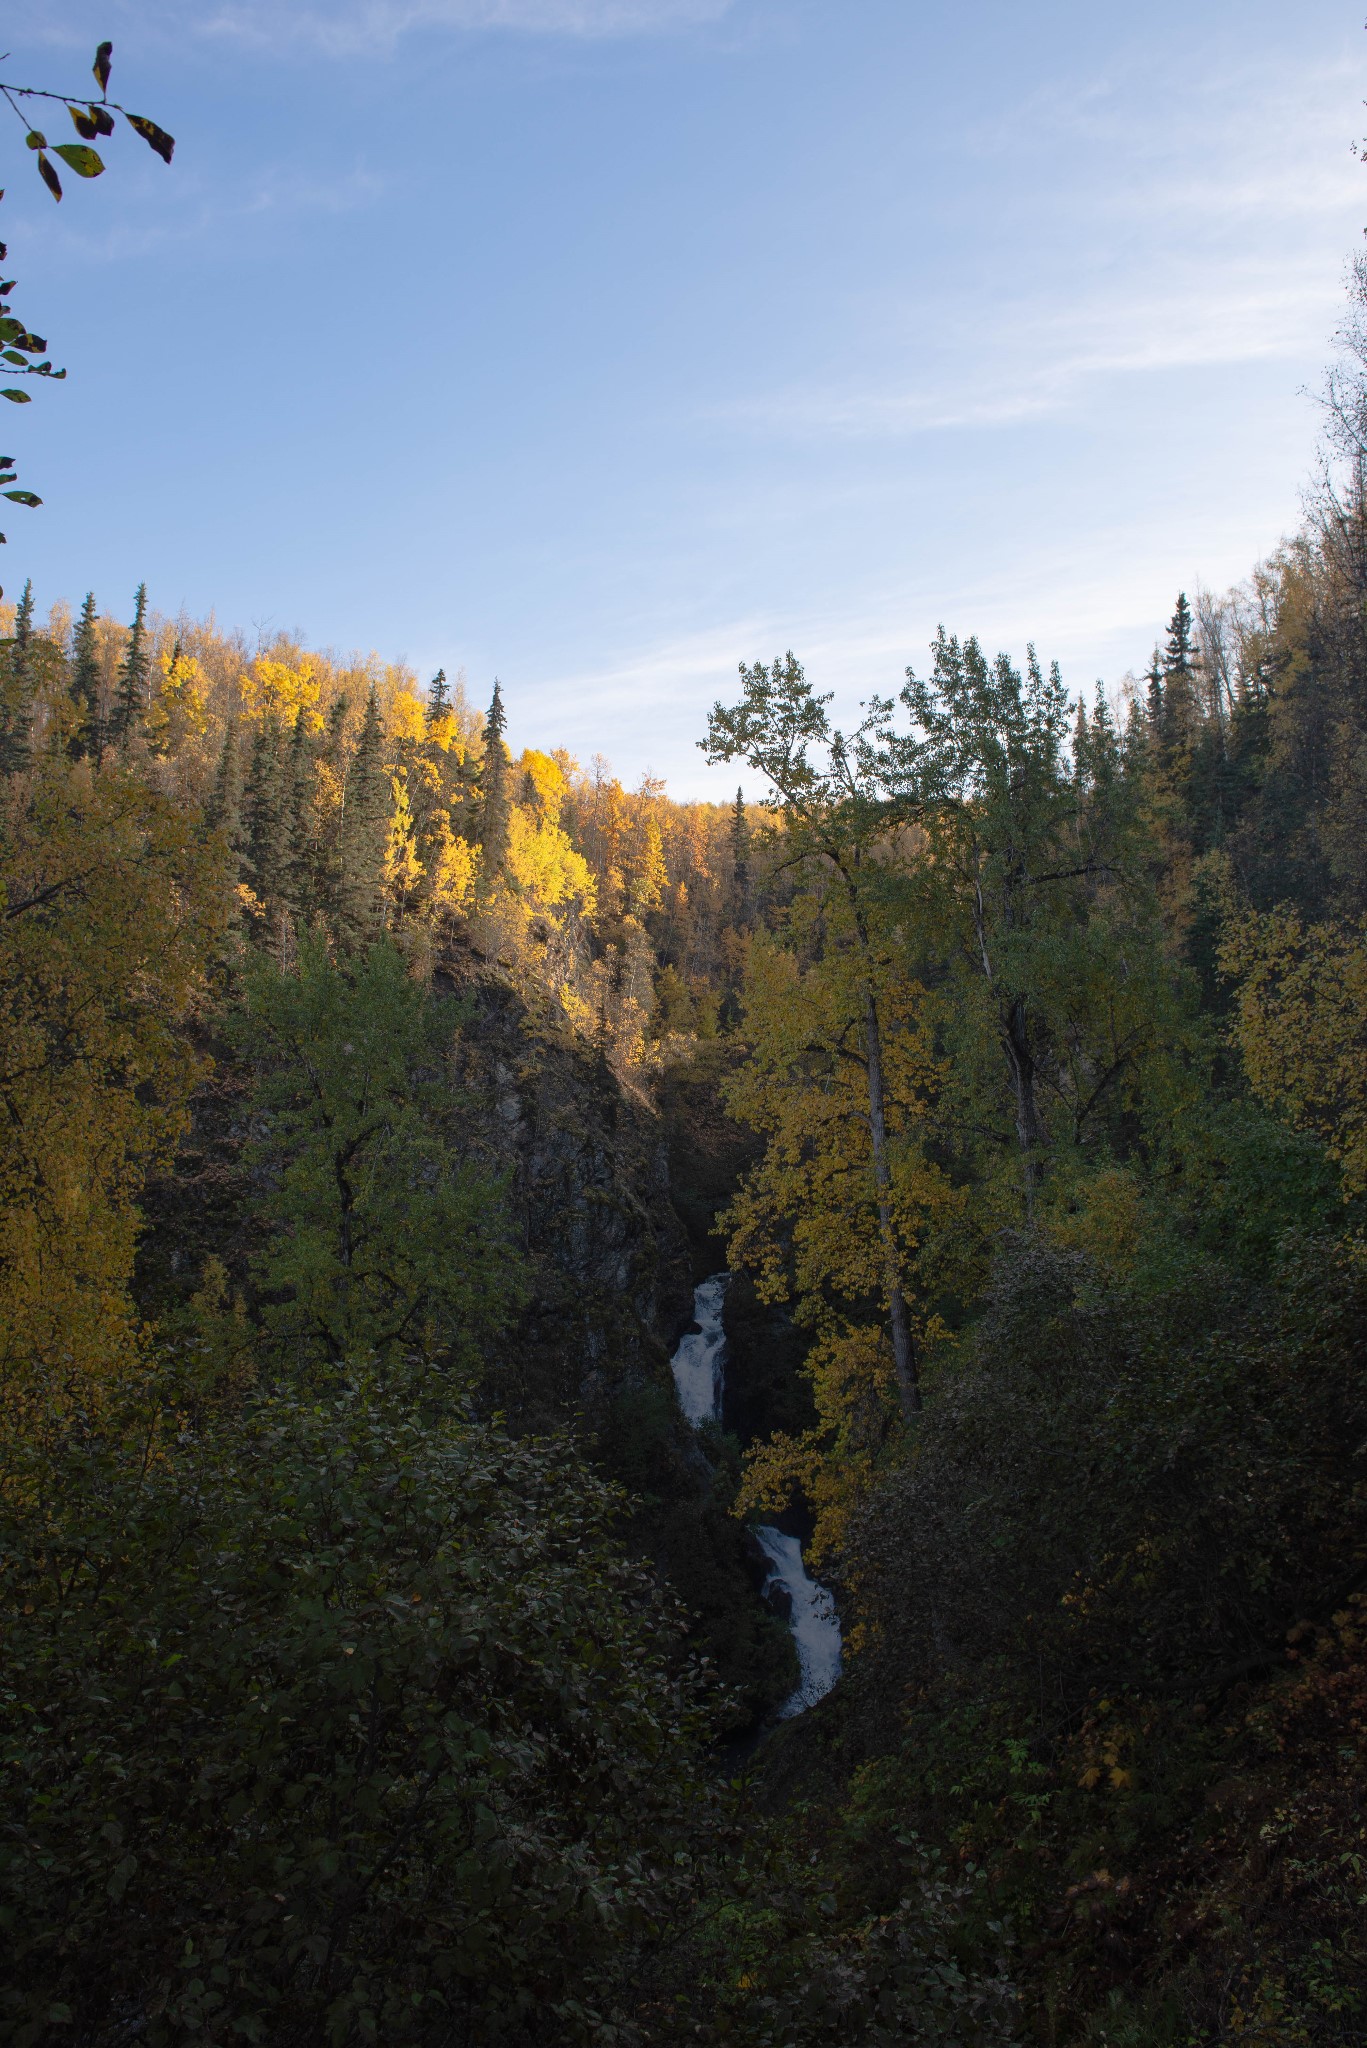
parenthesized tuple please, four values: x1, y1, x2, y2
(443, 974, 695, 1431)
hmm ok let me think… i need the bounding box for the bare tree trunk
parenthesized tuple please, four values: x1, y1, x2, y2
(862, 984, 921, 1418)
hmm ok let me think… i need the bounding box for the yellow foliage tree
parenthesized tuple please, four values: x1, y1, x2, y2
(241, 655, 324, 730)
(1220, 903, 1367, 1195)
(0, 760, 221, 1483)
(724, 925, 964, 1560)
(144, 645, 210, 761)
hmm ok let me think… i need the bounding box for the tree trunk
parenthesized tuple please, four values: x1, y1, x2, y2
(862, 985, 921, 1419)
(1001, 993, 1046, 1215)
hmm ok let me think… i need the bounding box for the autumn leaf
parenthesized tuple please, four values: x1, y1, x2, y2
(52, 144, 104, 179)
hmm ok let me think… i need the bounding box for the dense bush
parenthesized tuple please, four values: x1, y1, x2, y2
(0, 1365, 717, 2046)
(854, 1228, 1367, 1712)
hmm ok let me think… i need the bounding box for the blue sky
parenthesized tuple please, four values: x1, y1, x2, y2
(5, 0, 1365, 795)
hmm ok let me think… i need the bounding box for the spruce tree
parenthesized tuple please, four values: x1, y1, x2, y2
(68, 592, 102, 761)
(315, 695, 351, 923)
(206, 721, 245, 869)
(1145, 647, 1164, 740)
(243, 719, 289, 910)
(479, 678, 510, 879)
(110, 582, 150, 748)
(0, 577, 34, 774)
(729, 786, 751, 921)
(339, 684, 388, 938)
(285, 708, 317, 919)
(1160, 592, 1200, 752)
(13, 578, 32, 656)
(426, 667, 450, 724)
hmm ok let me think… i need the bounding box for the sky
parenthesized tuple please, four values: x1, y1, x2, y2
(3, 0, 1365, 796)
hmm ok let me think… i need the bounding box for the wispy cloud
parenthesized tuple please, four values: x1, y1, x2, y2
(198, 0, 733, 55)
(709, 44, 1364, 448)
(714, 261, 1343, 441)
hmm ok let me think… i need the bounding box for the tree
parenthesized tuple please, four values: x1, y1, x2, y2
(1145, 643, 1164, 739)
(67, 590, 101, 759)
(283, 707, 317, 918)
(0, 576, 33, 772)
(0, 1367, 718, 2042)
(426, 665, 450, 723)
(1219, 899, 1367, 1196)
(205, 718, 244, 857)
(108, 580, 149, 747)
(242, 717, 288, 921)
(479, 677, 511, 881)
(230, 938, 521, 1370)
(729, 785, 752, 921)
(0, 756, 221, 1464)
(705, 653, 923, 1418)
(0, 41, 175, 585)
(338, 684, 387, 939)
(724, 928, 961, 1553)
(879, 630, 1174, 1216)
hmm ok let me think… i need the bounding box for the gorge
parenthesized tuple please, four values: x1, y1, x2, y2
(669, 1272, 842, 1723)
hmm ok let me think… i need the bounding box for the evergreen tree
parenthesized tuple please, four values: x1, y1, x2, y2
(68, 592, 102, 761)
(13, 577, 32, 657)
(1160, 590, 1200, 751)
(243, 718, 289, 910)
(284, 709, 316, 919)
(1144, 645, 1164, 741)
(0, 577, 34, 774)
(729, 786, 751, 922)
(479, 678, 510, 880)
(206, 720, 244, 861)
(110, 582, 150, 748)
(426, 667, 450, 725)
(339, 684, 388, 939)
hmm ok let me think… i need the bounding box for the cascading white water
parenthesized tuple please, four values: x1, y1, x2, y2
(670, 1274, 730, 1425)
(669, 1273, 842, 1718)
(751, 1525, 842, 1717)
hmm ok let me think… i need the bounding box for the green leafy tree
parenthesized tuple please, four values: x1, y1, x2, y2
(0, 1365, 718, 2044)
(230, 938, 521, 1371)
(705, 653, 923, 1416)
(879, 630, 1177, 1214)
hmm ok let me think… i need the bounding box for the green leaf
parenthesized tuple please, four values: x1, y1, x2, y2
(53, 145, 105, 179)
(126, 114, 175, 165)
(4, 491, 42, 507)
(93, 41, 113, 96)
(1, 390, 32, 404)
(37, 155, 62, 203)
(25, 132, 47, 152)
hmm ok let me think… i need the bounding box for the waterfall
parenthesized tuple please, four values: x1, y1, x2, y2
(751, 1526, 843, 1717)
(669, 1273, 842, 1718)
(670, 1273, 729, 1425)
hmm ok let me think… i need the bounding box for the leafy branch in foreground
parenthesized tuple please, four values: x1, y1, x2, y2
(0, 40, 174, 577)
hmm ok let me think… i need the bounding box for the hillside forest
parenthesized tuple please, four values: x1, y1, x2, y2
(3, 265, 1367, 2048)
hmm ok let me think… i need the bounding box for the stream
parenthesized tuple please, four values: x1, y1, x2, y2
(670, 1274, 842, 1720)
